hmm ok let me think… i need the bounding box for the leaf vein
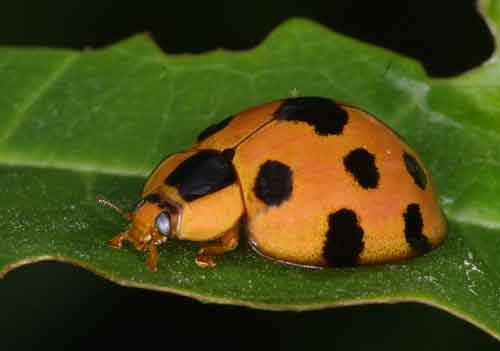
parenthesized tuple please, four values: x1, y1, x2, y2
(0, 53, 79, 144)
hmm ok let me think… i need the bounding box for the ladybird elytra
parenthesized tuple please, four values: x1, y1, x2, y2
(105, 96, 446, 271)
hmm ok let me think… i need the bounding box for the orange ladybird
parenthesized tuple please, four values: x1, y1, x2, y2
(102, 97, 446, 271)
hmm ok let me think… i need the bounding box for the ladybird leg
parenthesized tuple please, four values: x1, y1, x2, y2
(146, 243, 159, 272)
(109, 232, 128, 249)
(195, 225, 239, 268)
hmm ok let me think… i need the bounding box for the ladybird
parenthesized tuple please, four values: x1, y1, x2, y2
(100, 97, 446, 271)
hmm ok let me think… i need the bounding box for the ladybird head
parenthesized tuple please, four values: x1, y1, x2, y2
(98, 194, 179, 251)
(126, 197, 171, 250)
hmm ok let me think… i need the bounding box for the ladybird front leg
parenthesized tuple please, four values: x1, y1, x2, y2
(109, 232, 128, 249)
(195, 225, 239, 268)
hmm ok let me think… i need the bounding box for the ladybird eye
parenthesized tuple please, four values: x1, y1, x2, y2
(133, 199, 145, 211)
(155, 212, 171, 236)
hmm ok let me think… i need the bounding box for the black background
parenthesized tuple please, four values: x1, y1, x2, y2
(0, 0, 494, 77)
(0, 0, 498, 350)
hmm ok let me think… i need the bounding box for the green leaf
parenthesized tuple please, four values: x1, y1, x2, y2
(1, 0, 500, 341)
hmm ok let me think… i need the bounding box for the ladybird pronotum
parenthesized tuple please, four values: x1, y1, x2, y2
(102, 97, 446, 271)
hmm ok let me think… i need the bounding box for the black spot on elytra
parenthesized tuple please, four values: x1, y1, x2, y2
(253, 160, 293, 206)
(197, 115, 234, 142)
(323, 209, 364, 267)
(165, 149, 237, 202)
(222, 148, 235, 161)
(344, 148, 379, 189)
(403, 203, 431, 253)
(403, 152, 427, 190)
(273, 97, 348, 135)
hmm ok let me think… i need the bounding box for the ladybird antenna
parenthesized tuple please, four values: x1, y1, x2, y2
(96, 196, 130, 220)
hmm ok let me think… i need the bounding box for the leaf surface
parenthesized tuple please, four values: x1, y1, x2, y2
(1, 0, 499, 340)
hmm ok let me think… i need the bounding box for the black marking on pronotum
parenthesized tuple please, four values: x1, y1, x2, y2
(253, 160, 293, 206)
(273, 96, 348, 136)
(343, 148, 379, 189)
(144, 193, 162, 204)
(197, 115, 234, 142)
(403, 152, 427, 190)
(323, 209, 364, 267)
(165, 149, 237, 202)
(142, 193, 173, 210)
(403, 203, 431, 253)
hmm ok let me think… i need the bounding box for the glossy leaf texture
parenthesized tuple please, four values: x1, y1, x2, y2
(1, 0, 500, 340)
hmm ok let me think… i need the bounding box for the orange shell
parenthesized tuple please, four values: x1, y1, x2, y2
(143, 98, 446, 267)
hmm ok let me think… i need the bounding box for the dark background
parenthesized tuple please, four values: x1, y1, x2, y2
(0, 0, 498, 350)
